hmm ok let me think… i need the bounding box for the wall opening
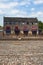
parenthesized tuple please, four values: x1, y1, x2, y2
(23, 25, 28, 36)
(14, 25, 20, 35)
(6, 26, 11, 35)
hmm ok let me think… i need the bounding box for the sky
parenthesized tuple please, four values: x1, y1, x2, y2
(0, 0, 43, 26)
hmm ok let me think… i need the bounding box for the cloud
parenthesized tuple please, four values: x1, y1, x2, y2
(20, 0, 31, 6)
(0, 0, 10, 2)
(34, 0, 43, 4)
(4, 9, 27, 17)
(0, 10, 5, 14)
(0, 0, 31, 9)
(29, 11, 43, 17)
(0, 0, 8, 1)
(0, 2, 19, 9)
(0, 0, 31, 10)
(31, 8, 35, 11)
(37, 12, 43, 15)
(0, 0, 43, 26)
(9, 9, 20, 14)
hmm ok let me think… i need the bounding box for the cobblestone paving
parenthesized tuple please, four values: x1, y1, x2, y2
(0, 40, 43, 65)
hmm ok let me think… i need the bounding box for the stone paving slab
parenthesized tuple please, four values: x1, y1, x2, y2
(0, 40, 43, 65)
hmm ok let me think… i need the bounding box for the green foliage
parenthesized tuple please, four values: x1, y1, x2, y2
(0, 26, 1, 27)
(38, 21, 43, 30)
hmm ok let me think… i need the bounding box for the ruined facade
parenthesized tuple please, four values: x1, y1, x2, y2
(4, 17, 38, 35)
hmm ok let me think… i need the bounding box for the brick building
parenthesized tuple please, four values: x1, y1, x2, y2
(3, 17, 38, 35)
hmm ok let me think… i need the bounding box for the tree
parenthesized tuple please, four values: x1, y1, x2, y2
(38, 21, 43, 30)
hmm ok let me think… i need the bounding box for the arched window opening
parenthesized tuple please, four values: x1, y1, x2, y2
(6, 26, 11, 35)
(14, 25, 20, 36)
(23, 25, 28, 36)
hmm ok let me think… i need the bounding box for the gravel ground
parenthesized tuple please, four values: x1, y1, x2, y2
(0, 40, 43, 65)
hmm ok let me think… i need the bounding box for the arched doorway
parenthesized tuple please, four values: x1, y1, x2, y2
(23, 25, 28, 36)
(32, 26, 37, 35)
(14, 25, 20, 35)
(6, 26, 11, 35)
(32, 30, 37, 35)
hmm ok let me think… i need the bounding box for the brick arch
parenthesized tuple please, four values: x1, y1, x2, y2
(6, 26, 11, 30)
(14, 25, 20, 35)
(6, 26, 11, 34)
(23, 25, 29, 36)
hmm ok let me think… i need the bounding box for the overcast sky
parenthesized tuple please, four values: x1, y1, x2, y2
(0, 0, 43, 26)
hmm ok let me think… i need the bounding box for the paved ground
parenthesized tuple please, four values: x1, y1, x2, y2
(0, 40, 43, 65)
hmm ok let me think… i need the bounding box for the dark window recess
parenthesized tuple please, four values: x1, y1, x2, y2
(23, 30, 28, 36)
(27, 22, 29, 25)
(4, 22, 7, 25)
(32, 23, 33, 25)
(9, 22, 12, 25)
(32, 31, 37, 35)
(14, 26, 20, 35)
(6, 30, 11, 34)
(15, 22, 18, 25)
(13, 22, 16, 25)
(6, 26, 11, 34)
(18, 22, 20, 25)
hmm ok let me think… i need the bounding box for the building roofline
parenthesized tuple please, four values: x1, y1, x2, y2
(4, 17, 37, 19)
(4, 17, 38, 23)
